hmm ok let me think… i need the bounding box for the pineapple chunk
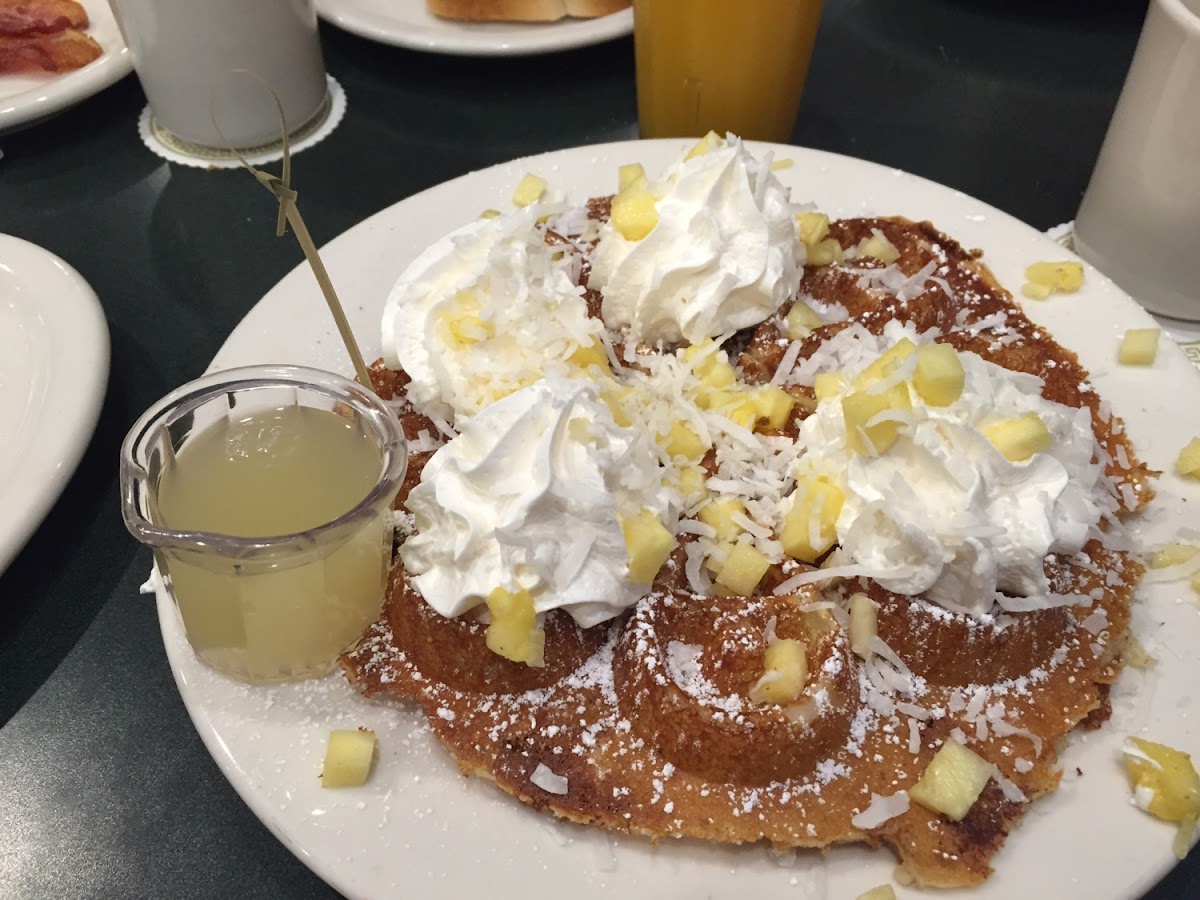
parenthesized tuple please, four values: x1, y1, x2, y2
(693, 387, 753, 429)
(440, 291, 491, 344)
(568, 339, 610, 372)
(1025, 260, 1085, 294)
(1118, 328, 1161, 365)
(1149, 543, 1198, 569)
(770, 158, 795, 171)
(1021, 281, 1053, 301)
(661, 420, 707, 461)
(849, 592, 878, 660)
(568, 418, 598, 445)
(855, 338, 917, 389)
(1179, 438, 1200, 479)
(621, 510, 675, 583)
(512, 173, 547, 207)
(681, 339, 717, 365)
(445, 313, 489, 344)
(685, 130, 722, 160)
(795, 211, 830, 246)
(714, 540, 771, 595)
(843, 382, 912, 456)
(321, 729, 378, 788)
(618, 162, 648, 192)
(723, 397, 758, 430)
(785, 302, 823, 340)
(599, 382, 634, 427)
(878, 379, 916, 412)
(856, 887, 897, 900)
(1123, 737, 1200, 823)
(485, 586, 546, 667)
(780, 478, 844, 562)
(670, 465, 709, 506)
(913, 343, 965, 407)
(749, 638, 808, 705)
(909, 740, 994, 821)
(813, 371, 845, 402)
(683, 340, 737, 387)
(1124, 736, 1200, 856)
(751, 384, 796, 430)
(698, 498, 745, 542)
(479, 208, 502, 220)
(700, 360, 737, 390)
(694, 387, 741, 412)
(857, 230, 900, 264)
(982, 412, 1052, 461)
(807, 238, 844, 267)
(611, 189, 659, 241)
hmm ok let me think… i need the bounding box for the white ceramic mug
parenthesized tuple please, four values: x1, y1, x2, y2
(111, 0, 328, 149)
(1074, 0, 1200, 322)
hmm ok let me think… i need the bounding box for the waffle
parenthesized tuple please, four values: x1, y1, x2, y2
(344, 214, 1151, 887)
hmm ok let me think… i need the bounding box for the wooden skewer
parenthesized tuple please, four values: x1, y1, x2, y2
(213, 71, 374, 389)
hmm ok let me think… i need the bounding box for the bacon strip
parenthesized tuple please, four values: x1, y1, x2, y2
(0, 27, 101, 74)
(0, 0, 99, 74)
(0, 0, 89, 37)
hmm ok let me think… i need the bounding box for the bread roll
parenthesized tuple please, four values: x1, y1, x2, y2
(427, 0, 629, 23)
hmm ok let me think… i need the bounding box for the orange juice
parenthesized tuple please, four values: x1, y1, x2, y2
(633, 0, 824, 142)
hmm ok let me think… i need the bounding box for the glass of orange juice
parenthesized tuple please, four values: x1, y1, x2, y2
(633, 0, 824, 142)
(121, 365, 407, 684)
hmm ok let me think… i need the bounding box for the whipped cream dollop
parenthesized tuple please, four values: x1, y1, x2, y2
(400, 375, 671, 628)
(590, 135, 801, 346)
(381, 208, 602, 423)
(794, 324, 1107, 616)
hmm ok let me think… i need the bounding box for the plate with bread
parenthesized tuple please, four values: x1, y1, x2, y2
(315, 0, 631, 56)
(0, 0, 132, 133)
(157, 137, 1200, 900)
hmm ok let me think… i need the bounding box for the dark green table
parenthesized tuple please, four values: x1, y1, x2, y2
(1, 1, 1195, 897)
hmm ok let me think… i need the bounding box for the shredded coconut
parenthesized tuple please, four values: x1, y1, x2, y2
(530, 763, 569, 795)
(851, 791, 911, 829)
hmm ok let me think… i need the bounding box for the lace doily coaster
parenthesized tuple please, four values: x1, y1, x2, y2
(137, 75, 346, 170)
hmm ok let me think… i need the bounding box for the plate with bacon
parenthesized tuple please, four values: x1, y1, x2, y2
(0, 0, 131, 134)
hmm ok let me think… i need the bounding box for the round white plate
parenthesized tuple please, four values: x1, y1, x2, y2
(0, 234, 109, 574)
(157, 140, 1200, 900)
(315, 0, 632, 56)
(0, 0, 133, 134)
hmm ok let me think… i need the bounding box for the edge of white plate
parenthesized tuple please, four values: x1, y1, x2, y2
(0, 0, 133, 134)
(315, 0, 633, 56)
(162, 139, 1200, 900)
(0, 234, 110, 574)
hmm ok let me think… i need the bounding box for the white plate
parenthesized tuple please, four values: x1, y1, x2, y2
(315, 0, 632, 56)
(0, 0, 133, 135)
(157, 141, 1200, 900)
(0, 234, 109, 574)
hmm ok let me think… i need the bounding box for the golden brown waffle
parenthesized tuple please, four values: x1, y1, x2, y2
(345, 216, 1150, 888)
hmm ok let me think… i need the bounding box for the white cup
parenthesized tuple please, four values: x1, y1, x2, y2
(111, 0, 329, 149)
(1074, 0, 1200, 322)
